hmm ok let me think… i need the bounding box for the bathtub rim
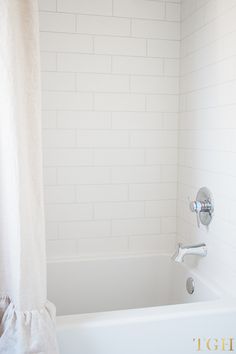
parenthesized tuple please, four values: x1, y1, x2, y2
(47, 251, 172, 264)
(56, 298, 236, 330)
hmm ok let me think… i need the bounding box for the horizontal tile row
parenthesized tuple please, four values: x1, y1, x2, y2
(43, 165, 177, 188)
(44, 183, 176, 210)
(39, 0, 180, 21)
(41, 52, 179, 77)
(40, 33, 179, 59)
(46, 218, 176, 238)
(42, 129, 178, 148)
(46, 234, 176, 259)
(42, 111, 178, 130)
(39, 13, 180, 40)
(43, 148, 178, 168)
(42, 72, 180, 94)
(42, 92, 179, 112)
(45, 201, 176, 234)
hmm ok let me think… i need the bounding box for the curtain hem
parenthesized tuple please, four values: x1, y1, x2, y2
(0, 296, 58, 354)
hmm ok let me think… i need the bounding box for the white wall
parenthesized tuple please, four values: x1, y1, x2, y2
(178, 0, 236, 294)
(39, 0, 180, 259)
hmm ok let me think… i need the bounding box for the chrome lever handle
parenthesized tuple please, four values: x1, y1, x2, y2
(189, 188, 214, 228)
(189, 200, 201, 228)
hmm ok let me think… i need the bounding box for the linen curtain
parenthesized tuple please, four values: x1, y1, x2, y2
(0, 0, 58, 352)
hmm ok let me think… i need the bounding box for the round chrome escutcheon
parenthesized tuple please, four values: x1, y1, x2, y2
(186, 277, 195, 295)
(197, 187, 214, 227)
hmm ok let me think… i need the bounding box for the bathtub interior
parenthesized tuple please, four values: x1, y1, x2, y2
(47, 254, 220, 316)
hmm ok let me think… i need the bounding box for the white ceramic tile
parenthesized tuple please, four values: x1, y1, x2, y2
(129, 183, 177, 200)
(112, 112, 163, 130)
(111, 166, 161, 183)
(42, 92, 93, 110)
(39, 12, 76, 33)
(58, 220, 111, 238)
(39, 0, 56, 11)
(113, 0, 165, 20)
(58, 167, 111, 185)
(131, 19, 180, 40)
(77, 15, 130, 36)
(94, 36, 146, 56)
(161, 165, 178, 182)
(40, 32, 93, 53)
(43, 167, 57, 185)
(166, 3, 181, 21)
(42, 72, 76, 91)
(40, 53, 57, 71)
(45, 222, 58, 240)
(164, 58, 180, 76)
(77, 237, 128, 255)
(94, 93, 146, 111)
(181, 0, 196, 20)
(94, 149, 145, 166)
(112, 56, 163, 75)
(130, 76, 179, 94)
(45, 204, 93, 221)
(42, 111, 57, 129)
(163, 112, 179, 129)
(146, 94, 179, 112)
(112, 218, 161, 236)
(57, 0, 113, 16)
(145, 200, 176, 217)
(77, 130, 129, 148)
(76, 185, 129, 202)
(46, 240, 78, 259)
(129, 234, 175, 252)
(76, 73, 129, 93)
(43, 130, 76, 148)
(161, 217, 177, 233)
(130, 131, 178, 148)
(44, 186, 76, 204)
(57, 111, 111, 129)
(94, 202, 144, 219)
(145, 148, 178, 165)
(147, 39, 180, 58)
(43, 149, 93, 166)
(57, 53, 112, 73)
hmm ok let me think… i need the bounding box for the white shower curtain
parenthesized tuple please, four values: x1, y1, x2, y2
(0, 0, 58, 352)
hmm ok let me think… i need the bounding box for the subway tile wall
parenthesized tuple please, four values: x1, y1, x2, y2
(178, 0, 236, 294)
(39, 0, 180, 259)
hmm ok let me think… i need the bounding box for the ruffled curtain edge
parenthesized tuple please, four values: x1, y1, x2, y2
(0, 296, 58, 354)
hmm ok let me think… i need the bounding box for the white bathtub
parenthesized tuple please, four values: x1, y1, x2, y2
(47, 254, 236, 354)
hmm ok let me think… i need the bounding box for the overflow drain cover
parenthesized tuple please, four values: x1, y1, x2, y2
(186, 277, 195, 295)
